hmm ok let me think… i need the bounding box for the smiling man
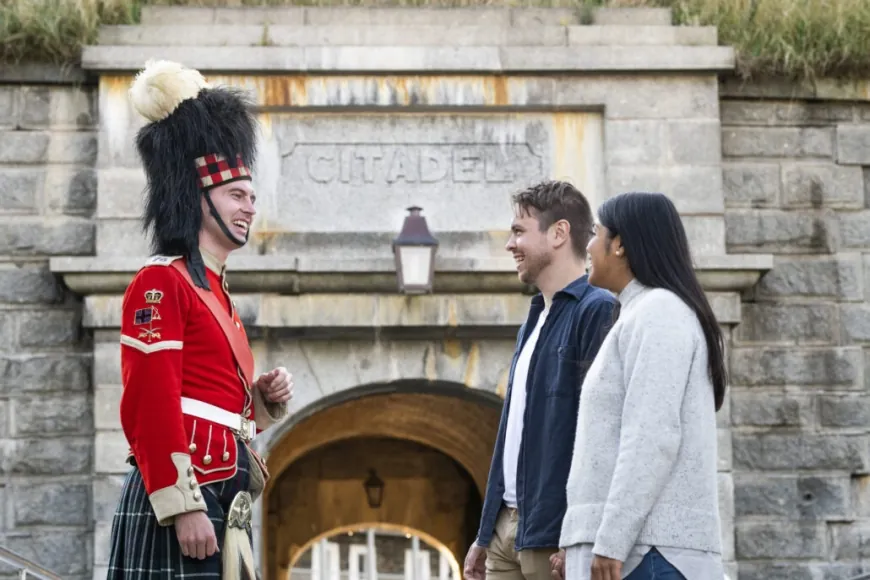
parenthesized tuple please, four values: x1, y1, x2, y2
(463, 180, 615, 580)
(106, 60, 293, 580)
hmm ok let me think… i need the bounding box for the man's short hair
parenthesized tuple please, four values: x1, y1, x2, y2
(512, 180, 594, 258)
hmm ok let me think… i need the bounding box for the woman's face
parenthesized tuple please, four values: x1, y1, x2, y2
(586, 222, 621, 291)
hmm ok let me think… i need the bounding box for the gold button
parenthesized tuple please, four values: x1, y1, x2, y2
(189, 444, 197, 453)
(189, 480, 197, 490)
(203, 454, 212, 465)
(193, 491, 202, 501)
(222, 452, 230, 462)
(235, 321, 241, 329)
(187, 466, 193, 477)
(244, 409, 251, 418)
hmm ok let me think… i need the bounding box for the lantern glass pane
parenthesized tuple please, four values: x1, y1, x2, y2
(398, 246, 432, 287)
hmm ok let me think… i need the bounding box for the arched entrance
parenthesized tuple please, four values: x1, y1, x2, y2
(262, 381, 503, 579)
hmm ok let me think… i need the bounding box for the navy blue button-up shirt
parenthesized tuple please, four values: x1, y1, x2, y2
(476, 275, 616, 550)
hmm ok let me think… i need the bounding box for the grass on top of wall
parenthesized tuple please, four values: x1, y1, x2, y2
(2, 0, 870, 82)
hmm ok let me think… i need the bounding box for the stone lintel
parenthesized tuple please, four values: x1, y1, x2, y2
(81, 45, 735, 74)
(82, 290, 745, 331)
(51, 254, 772, 297)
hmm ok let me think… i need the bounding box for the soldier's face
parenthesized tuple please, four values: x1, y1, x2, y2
(202, 180, 257, 248)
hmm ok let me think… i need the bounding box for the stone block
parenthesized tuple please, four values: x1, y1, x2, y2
(2, 437, 92, 475)
(12, 481, 89, 525)
(831, 522, 870, 559)
(96, 167, 146, 218)
(851, 474, 870, 517)
(606, 166, 724, 214)
(722, 127, 834, 158)
(95, 385, 121, 431)
(0, 87, 17, 128)
(0, 312, 15, 351)
(96, 220, 150, 256)
(568, 25, 716, 46)
(586, 76, 719, 120)
(511, 8, 578, 26)
(592, 7, 672, 25)
(19, 86, 96, 130)
(782, 163, 864, 209)
(47, 132, 98, 164)
(722, 163, 779, 207)
(17, 309, 80, 347)
(605, 120, 666, 165)
(734, 303, 837, 345)
(738, 562, 865, 580)
(0, 131, 49, 163)
(5, 532, 89, 576)
(93, 341, 121, 386)
(820, 394, 870, 427)
(840, 211, 870, 249)
(0, 168, 41, 212)
(725, 209, 837, 254)
(729, 347, 862, 387)
(731, 392, 812, 427)
(717, 473, 735, 561)
(667, 120, 722, 164)
(94, 520, 112, 566)
(304, 6, 512, 27)
(721, 100, 855, 126)
(681, 216, 725, 255)
(0, 216, 95, 256)
(93, 475, 125, 522)
(842, 305, 870, 344)
(95, 430, 131, 474)
(0, 263, 63, 304)
(736, 520, 826, 559)
(11, 394, 92, 436)
(838, 124, 870, 164)
(0, 354, 91, 395)
(755, 255, 863, 301)
(44, 166, 97, 213)
(735, 474, 851, 520)
(733, 433, 870, 472)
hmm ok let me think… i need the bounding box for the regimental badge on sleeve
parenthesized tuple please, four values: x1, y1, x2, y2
(134, 308, 153, 325)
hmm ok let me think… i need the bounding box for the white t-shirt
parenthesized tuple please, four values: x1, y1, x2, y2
(502, 308, 549, 508)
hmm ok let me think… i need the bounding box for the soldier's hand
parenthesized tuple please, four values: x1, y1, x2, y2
(175, 511, 218, 560)
(255, 367, 294, 403)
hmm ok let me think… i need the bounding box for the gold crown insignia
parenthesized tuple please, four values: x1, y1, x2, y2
(144, 289, 164, 304)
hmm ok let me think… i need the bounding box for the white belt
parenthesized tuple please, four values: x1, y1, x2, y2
(181, 397, 256, 442)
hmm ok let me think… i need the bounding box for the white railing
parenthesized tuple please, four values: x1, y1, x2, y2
(0, 547, 63, 580)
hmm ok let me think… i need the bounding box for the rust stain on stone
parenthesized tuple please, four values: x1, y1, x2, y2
(495, 368, 509, 398)
(485, 76, 509, 106)
(462, 342, 480, 386)
(552, 112, 586, 184)
(443, 339, 462, 359)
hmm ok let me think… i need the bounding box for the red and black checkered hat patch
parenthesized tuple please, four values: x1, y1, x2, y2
(194, 153, 252, 190)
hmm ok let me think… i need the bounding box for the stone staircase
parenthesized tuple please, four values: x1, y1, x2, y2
(84, 5, 729, 72)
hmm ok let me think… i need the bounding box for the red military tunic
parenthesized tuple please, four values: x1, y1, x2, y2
(119, 252, 284, 524)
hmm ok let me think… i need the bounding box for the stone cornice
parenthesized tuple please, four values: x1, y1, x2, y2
(82, 45, 735, 74)
(50, 253, 772, 296)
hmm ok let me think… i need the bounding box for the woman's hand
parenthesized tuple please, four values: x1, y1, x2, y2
(590, 555, 622, 580)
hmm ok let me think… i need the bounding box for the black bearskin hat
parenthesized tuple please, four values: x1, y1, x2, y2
(129, 60, 258, 289)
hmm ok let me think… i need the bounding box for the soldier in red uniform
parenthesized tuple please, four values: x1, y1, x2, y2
(106, 60, 292, 580)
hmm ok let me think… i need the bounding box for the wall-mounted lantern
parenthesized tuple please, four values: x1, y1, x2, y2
(392, 206, 438, 294)
(364, 469, 384, 509)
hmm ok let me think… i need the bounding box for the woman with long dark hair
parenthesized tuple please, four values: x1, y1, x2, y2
(555, 192, 727, 580)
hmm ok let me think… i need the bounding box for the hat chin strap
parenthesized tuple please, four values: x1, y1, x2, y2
(203, 191, 248, 247)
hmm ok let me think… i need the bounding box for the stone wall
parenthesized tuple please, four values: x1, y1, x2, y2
(0, 76, 97, 579)
(722, 88, 870, 579)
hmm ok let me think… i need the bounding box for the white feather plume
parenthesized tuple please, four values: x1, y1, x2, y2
(129, 60, 209, 122)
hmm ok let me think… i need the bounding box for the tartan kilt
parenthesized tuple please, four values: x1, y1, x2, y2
(106, 439, 253, 580)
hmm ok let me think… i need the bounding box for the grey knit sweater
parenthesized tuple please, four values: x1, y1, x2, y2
(559, 278, 722, 561)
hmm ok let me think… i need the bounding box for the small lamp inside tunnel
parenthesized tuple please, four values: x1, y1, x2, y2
(364, 469, 384, 509)
(392, 206, 438, 294)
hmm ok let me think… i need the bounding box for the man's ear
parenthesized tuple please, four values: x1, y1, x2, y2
(551, 219, 571, 248)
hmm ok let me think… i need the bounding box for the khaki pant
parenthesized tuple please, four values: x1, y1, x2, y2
(485, 506, 557, 580)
